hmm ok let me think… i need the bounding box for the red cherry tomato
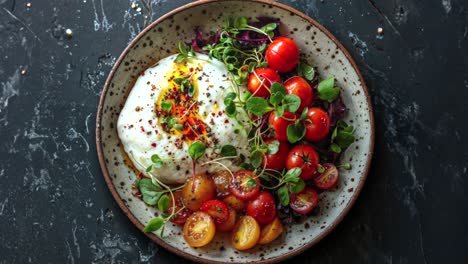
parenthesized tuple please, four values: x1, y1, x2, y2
(262, 139, 290, 171)
(284, 76, 313, 112)
(289, 187, 319, 214)
(265, 37, 300, 73)
(313, 163, 339, 190)
(268, 111, 297, 141)
(247, 68, 282, 98)
(200, 200, 230, 224)
(229, 170, 260, 200)
(304, 107, 330, 142)
(246, 191, 277, 224)
(286, 144, 319, 180)
(168, 190, 193, 225)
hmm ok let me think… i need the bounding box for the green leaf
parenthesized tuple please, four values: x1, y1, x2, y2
(287, 123, 306, 143)
(282, 94, 301, 112)
(275, 105, 285, 117)
(318, 77, 340, 102)
(341, 163, 352, 170)
(151, 154, 164, 168)
(335, 130, 355, 148)
(240, 163, 255, 171)
(174, 78, 185, 85)
(270, 82, 286, 96)
(330, 143, 342, 153)
(300, 107, 309, 120)
(225, 101, 237, 117)
(260, 23, 277, 33)
(278, 186, 290, 206)
(187, 82, 195, 97)
(284, 168, 302, 183)
(144, 217, 165, 232)
(139, 178, 162, 205)
(241, 91, 252, 102)
(298, 62, 315, 80)
(259, 174, 270, 181)
(178, 41, 188, 55)
(157, 194, 170, 213)
(267, 140, 280, 155)
(250, 150, 263, 168)
(290, 179, 305, 193)
(189, 141, 206, 161)
(146, 165, 153, 173)
(161, 100, 172, 113)
(247, 176, 257, 188)
(221, 145, 237, 157)
(246, 97, 273, 116)
(174, 54, 185, 63)
(234, 17, 248, 29)
(224, 92, 237, 105)
(174, 124, 183, 131)
(317, 165, 325, 174)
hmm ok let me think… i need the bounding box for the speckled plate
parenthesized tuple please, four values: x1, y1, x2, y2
(96, 0, 374, 263)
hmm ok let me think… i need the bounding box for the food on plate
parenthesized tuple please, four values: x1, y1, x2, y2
(122, 16, 356, 250)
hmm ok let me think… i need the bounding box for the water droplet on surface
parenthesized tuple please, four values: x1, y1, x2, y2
(376, 27, 384, 39)
(25, 2, 31, 8)
(65, 28, 73, 39)
(21, 69, 27, 75)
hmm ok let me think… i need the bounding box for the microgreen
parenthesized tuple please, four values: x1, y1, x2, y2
(173, 77, 194, 95)
(287, 122, 306, 143)
(298, 61, 315, 81)
(161, 100, 172, 113)
(267, 140, 280, 155)
(221, 145, 237, 157)
(175, 41, 195, 63)
(330, 120, 355, 153)
(278, 185, 290, 206)
(250, 150, 263, 168)
(289, 179, 305, 193)
(318, 77, 340, 102)
(189, 141, 206, 161)
(246, 97, 273, 116)
(161, 117, 179, 129)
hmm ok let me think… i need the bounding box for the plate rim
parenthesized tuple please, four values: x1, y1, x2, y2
(95, 0, 375, 263)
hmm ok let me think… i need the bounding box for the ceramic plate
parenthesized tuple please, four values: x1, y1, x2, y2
(96, 0, 374, 263)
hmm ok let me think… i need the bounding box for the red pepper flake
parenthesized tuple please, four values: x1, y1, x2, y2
(224, 119, 229, 124)
(140, 126, 145, 132)
(140, 72, 145, 76)
(218, 111, 222, 116)
(151, 143, 157, 147)
(148, 120, 153, 125)
(139, 119, 142, 122)
(154, 130, 159, 135)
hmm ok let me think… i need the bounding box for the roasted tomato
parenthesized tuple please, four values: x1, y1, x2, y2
(231, 216, 260, 250)
(168, 190, 192, 225)
(286, 144, 319, 180)
(183, 211, 216, 247)
(229, 170, 260, 200)
(215, 207, 237, 232)
(247, 68, 282, 98)
(262, 139, 290, 171)
(223, 194, 246, 212)
(289, 187, 319, 214)
(181, 173, 216, 211)
(313, 163, 339, 190)
(284, 76, 313, 112)
(265, 37, 300, 73)
(258, 218, 284, 245)
(268, 111, 297, 141)
(200, 200, 230, 224)
(304, 107, 330, 142)
(212, 170, 232, 196)
(246, 191, 277, 224)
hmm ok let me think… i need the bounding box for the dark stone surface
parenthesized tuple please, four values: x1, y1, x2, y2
(0, 0, 467, 263)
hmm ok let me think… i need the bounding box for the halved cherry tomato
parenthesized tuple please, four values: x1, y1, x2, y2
(168, 190, 192, 225)
(284, 76, 313, 112)
(223, 194, 246, 212)
(313, 163, 339, 190)
(216, 207, 237, 232)
(304, 107, 330, 142)
(183, 211, 216, 247)
(231, 216, 260, 250)
(181, 173, 216, 211)
(212, 170, 232, 196)
(246, 191, 277, 224)
(265, 37, 299, 73)
(268, 111, 297, 141)
(258, 218, 284, 245)
(229, 170, 260, 200)
(262, 139, 290, 171)
(247, 68, 282, 98)
(200, 200, 230, 224)
(289, 187, 319, 214)
(286, 144, 319, 180)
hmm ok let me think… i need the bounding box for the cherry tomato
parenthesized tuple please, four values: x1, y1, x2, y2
(229, 170, 260, 200)
(258, 218, 284, 245)
(247, 68, 282, 98)
(168, 190, 193, 225)
(181, 173, 216, 211)
(304, 107, 330, 142)
(183, 211, 216, 247)
(200, 200, 230, 224)
(286, 144, 319, 180)
(313, 163, 339, 190)
(212, 170, 232, 196)
(223, 194, 246, 212)
(215, 207, 237, 232)
(289, 187, 319, 214)
(262, 139, 290, 171)
(246, 191, 277, 224)
(231, 216, 260, 250)
(265, 37, 299, 73)
(268, 111, 297, 141)
(284, 76, 313, 112)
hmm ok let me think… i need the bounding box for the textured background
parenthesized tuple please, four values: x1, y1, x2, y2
(1, 0, 467, 263)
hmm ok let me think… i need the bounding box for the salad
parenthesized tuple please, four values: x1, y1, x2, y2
(130, 16, 355, 250)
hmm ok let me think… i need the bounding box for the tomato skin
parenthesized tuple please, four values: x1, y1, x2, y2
(246, 191, 277, 224)
(247, 68, 282, 98)
(212, 170, 232, 197)
(181, 173, 217, 211)
(223, 194, 246, 212)
(258, 218, 284, 245)
(229, 170, 260, 200)
(313, 163, 339, 190)
(168, 190, 192, 225)
(265, 37, 300, 73)
(200, 200, 230, 224)
(231, 216, 261, 250)
(286, 144, 319, 180)
(262, 139, 290, 171)
(304, 107, 330, 142)
(289, 187, 319, 214)
(284, 76, 313, 112)
(183, 211, 216, 247)
(215, 207, 237, 232)
(268, 111, 297, 141)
